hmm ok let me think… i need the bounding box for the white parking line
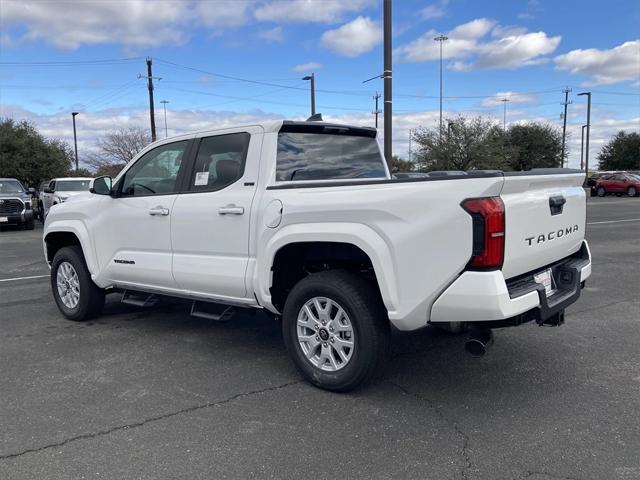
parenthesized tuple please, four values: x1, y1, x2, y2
(588, 200, 639, 206)
(587, 219, 640, 225)
(0, 274, 49, 283)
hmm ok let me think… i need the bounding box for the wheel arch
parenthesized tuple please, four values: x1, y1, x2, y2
(44, 222, 98, 276)
(256, 223, 398, 316)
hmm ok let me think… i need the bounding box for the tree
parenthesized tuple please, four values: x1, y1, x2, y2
(0, 118, 73, 186)
(391, 155, 414, 173)
(413, 116, 508, 171)
(506, 122, 564, 171)
(597, 131, 640, 171)
(86, 126, 151, 175)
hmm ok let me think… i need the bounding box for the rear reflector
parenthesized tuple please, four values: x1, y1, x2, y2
(462, 197, 505, 269)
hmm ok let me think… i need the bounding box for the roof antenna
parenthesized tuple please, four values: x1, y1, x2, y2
(306, 113, 323, 122)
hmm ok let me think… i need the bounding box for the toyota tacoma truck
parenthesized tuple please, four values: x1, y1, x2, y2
(43, 120, 592, 391)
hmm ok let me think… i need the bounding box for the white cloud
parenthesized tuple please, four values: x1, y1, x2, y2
(420, 4, 446, 20)
(291, 62, 323, 73)
(554, 40, 640, 86)
(1, 0, 192, 50)
(257, 26, 284, 43)
(3, 102, 638, 171)
(395, 18, 561, 71)
(254, 0, 372, 24)
(481, 91, 537, 107)
(321, 16, 382, 57)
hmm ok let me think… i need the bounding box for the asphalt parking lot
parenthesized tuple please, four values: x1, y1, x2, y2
(1, 197, 639, 480)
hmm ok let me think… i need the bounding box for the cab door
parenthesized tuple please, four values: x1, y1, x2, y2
(92, 139, 192, 290)
(170, 128, 262, 300)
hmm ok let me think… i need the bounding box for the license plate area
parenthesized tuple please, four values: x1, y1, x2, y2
(534, 268, 556, 297)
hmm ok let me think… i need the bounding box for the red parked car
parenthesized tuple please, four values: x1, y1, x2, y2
(595, 173, 640, 197)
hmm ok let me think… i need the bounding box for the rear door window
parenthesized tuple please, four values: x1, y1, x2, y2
(188, 133, 250, 192)
(276, 126, 386, 182)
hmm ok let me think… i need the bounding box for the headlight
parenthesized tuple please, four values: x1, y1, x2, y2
(58, 196, 68, 203)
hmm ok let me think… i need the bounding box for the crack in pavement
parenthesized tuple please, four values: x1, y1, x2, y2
(389, 381, 472, 480)
(0, 379, 302, 461)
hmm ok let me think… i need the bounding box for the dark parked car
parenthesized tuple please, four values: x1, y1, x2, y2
(595, 173, 640, 197)
(0, 178, 35, 229)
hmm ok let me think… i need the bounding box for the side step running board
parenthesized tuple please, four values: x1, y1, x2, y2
(190, 301, 235, 322)
(121, 290, 159, 307)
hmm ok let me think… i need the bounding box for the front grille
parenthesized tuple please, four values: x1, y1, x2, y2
(0, 198, 24, 215)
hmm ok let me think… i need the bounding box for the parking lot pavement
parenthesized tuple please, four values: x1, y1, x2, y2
(1, 197, 639, 480)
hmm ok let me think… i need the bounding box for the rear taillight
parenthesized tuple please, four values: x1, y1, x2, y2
(462, 197, 505, 269)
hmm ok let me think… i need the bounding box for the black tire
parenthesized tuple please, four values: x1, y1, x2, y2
(627, 186, 637, 197)
(51, 246, 105, 321)
(24, 218, 35, 230)
(282, 270, 389, 392)
(597, 186, 606, 197)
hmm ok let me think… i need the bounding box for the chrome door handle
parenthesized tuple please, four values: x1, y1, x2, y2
(218, 205, 244, 215)
(148, 206, 170, 216)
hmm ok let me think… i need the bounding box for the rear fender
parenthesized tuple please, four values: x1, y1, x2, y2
(256, 222, 398, 316)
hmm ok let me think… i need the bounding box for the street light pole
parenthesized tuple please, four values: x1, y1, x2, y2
(501, 98, 509, 132)
(578, 92, 591, 182)
(383, 0, 393, 169)
(160, 100, 169, 138)
(434, 34, 448, 140)
(302, 73, 315, 116)
(580, 124, 587, 170)
(71, 112, 79, 173)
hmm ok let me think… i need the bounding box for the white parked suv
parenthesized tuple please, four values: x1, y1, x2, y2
(43, 120, 592, 391)
(41, 177, 93, 219)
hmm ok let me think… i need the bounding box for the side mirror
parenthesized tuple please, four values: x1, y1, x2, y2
(43, 187, 53, 194)
(90, 176, 112, 195)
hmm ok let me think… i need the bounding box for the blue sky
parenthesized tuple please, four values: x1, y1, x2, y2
(1, 0, 639, 168)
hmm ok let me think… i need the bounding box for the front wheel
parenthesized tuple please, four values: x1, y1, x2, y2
(627, 186, 637, 197)
(282, 270, 390, 392)
(24, 218, 35, 230)
(597, 186, 606, 197)
(51, 246, 105, 321)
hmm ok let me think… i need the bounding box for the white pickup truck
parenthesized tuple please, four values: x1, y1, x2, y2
(43, 120, 592, 391)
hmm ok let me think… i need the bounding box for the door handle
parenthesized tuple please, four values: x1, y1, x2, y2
(148, 206, 170, 216)
(218, 204, 244, 215)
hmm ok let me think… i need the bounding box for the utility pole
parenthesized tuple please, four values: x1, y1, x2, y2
(372, 92, 382, 128)
(383, 0, 392, 169)
(146, 57, 157, 142)
(160, 100, 169, 138)
(578, 92, 591, 183)
(302, 73, 316, 116)
(501, 98, 509, 132)
(71, 112, 79, 173)
(580, 124, 587, 170)
(561, 87, 572, 167)
(434, 34, 448, 140)
(408, 129, 412, 162)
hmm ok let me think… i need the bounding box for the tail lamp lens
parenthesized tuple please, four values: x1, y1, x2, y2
(462, 197, 505, 269)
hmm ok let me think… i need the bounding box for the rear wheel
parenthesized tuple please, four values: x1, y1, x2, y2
(597, 186, 606, 197)
(282, 270, 389, 392)
(627, 186, 637, 197)
(51, 246, 105, 321)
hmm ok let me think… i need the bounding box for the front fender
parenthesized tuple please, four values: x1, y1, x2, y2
(255, 222, 398, 317)
(43, 219, 98, 279)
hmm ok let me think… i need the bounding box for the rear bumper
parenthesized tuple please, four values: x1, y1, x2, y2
(430, 241, 591, 324)
(0, 210, 33, 225)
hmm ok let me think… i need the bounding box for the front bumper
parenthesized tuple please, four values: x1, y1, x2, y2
(430, 241, 591, 324)
(0, 210, 33, 225)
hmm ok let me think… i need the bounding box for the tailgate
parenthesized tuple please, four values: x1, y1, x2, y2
(500, 172, 586, 279)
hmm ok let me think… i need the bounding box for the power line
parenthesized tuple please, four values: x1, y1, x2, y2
(0, 58, 144, 66)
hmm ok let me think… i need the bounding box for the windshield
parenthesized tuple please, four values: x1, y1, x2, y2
(628, 174, 640, 181)
(0, 180, 25, 194)
(56, 180, 91, 191)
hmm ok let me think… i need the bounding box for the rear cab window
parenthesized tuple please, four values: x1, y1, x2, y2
(275, 123, 387, 182)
